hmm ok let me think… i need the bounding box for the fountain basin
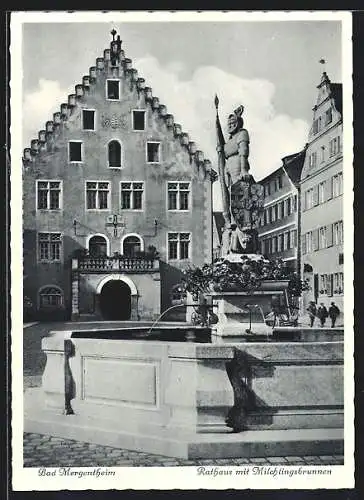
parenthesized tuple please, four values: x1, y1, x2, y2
(24, 328, 344, 458)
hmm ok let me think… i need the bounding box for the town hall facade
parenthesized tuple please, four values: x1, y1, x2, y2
(23, 32, 215, 321)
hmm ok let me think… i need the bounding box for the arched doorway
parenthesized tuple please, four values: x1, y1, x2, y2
(99, 280, 131, 320)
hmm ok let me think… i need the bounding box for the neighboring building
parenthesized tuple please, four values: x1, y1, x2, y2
(300, 71, 343, 314)
(257, 149, 306, 272)
(22, 32, 216, 321)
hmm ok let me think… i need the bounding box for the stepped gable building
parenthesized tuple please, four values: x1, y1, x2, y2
(300, 71, 343, 314)
(257, 148, 306, 272)
(23, 30, 216, 321)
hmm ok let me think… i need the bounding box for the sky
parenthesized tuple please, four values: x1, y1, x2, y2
(21, 17, 343, 210)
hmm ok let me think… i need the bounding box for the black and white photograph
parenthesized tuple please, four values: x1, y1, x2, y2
(11, 10, 354, 490)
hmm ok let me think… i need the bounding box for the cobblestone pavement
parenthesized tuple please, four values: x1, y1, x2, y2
(23, 433, 344, 468)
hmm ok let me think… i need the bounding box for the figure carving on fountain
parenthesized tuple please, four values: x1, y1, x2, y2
(215, 96, 264, 257)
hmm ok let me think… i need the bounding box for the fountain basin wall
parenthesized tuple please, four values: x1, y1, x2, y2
(25, 330, 344, 456)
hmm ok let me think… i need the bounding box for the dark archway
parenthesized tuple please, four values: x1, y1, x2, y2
(99, 280, 131, 320)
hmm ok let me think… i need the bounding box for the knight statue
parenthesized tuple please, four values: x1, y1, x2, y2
(215, 96, 264, 257)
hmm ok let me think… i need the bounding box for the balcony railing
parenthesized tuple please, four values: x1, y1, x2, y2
(73, 257, 160, 273)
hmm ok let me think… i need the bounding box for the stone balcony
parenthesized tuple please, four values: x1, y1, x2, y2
(72, 257, 160, 273)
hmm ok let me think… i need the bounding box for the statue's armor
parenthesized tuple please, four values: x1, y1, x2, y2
(224, 129, 251, 186)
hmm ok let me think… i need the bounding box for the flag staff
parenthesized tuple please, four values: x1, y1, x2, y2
(214, 95, 231, 227)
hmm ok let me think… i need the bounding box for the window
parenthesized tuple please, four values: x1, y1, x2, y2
(88, 235, 108, 257)
(38, 233, 62, 262)
(305, 188, 314, 210)
(291, 229, 297, 248)
(123, 236, 142, 257)
(106, 79, 120, 100)
(39, 286, 63, 308)
(279, 234, 284, 252)
(82, 110, 95, 130)
(318, 116, 322, 132)
(168, 232, 191, 260)
(320, 274, 330, 295)
(272, 236, 277, 253)
(147, 142, 161, 163)
(69, 141, 82, 162)
(132, 110, 146, 131)
(309, 152, 317, 168)
(320, 146, 325, 163)
(86, 182, 110, 210)
(278, 176, 283, 189)
(283, 232, 290, 250)
(313, 120, 318, 135)
(334, 272, 344, 294)
(274, 204, 279, 220)
(306, 231, 313, 253)
(279, 201, 285, 218)
(269, 206, 274, 223)
(265, 183, 271, 197)
(319, 226, 327, 249)
(318, 182, 326, 204)
(329, 136, 341, 157)
(37, 181, 61, 210)
(293, 195, 297, 212)
(285, 197, 292, 216)
(108, 140, 122, 168)
(120, 182, 144, 210)
(332, 172, 343, 197)
(320, 274, 333, 295)
(333, 221, 343, 245)
(168, 182, 190, 211)
(325, 108, 332, 125)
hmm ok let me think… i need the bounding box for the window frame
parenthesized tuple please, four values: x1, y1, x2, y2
(36, 180, 63, 211)
(167, 181, 191, 212)
(68, 140, 83, 163)
(37, 232, 63, 263)
(146, 141, 162, 164)
(107, 139, 123, 170)
(82, 109, 96, 131)
(38, 285, 64, 309)
(106, 79, 121, 101)
(132, 109, 147, 131)
(120, 181, 145, 211)
(85, 180, 111, 212)
(167, 232, 192, 261)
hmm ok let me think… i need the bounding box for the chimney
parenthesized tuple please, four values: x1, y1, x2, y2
(159, 104, 167, 117)
(180, 133, 189, 146)
(96, 57, 104, 70)
(46, 121, 54, 133)
(23, 148, 31, 161)
(38, 130, 46, 142)
(53, 112, 61, 124)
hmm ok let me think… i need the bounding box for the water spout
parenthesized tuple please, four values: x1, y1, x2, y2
(147, 303, 186, 335)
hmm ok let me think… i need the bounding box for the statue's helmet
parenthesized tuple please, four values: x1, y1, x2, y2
(227, 105, 244, 136)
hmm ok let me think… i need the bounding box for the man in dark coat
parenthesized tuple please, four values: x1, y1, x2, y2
(328, 302, 340, 328)
(306, 301, 317, 327)
(317, 303, 329, 327)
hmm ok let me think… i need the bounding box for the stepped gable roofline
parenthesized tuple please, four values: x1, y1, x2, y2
(22, 29, 213, 178)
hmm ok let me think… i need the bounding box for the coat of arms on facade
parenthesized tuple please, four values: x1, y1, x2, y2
(101, 114, 128, 129)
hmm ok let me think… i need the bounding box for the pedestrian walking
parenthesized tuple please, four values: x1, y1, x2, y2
(306, 301, 317, 327)
(328, 302, 340, 328)
(317, 303, 328, 327)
